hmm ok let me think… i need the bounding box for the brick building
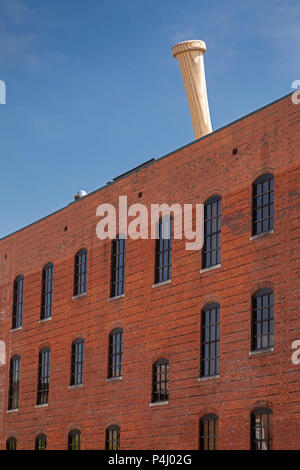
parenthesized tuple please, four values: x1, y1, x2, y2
(0, 91, 300, 450)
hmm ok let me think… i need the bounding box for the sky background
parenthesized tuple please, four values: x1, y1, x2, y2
(1, 0, 300, 238)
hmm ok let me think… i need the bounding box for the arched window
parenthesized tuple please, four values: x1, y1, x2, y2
(37, 347, 50, 405)
(35, 433, 47, 450)
(8, 355, 20, 410)
(155, 216, 172, 284)
(252, 173, 274, 235)
(105, 425, 120, 450)
(202, 196, 221, 269)
(251, 408, 273, 450)
(12, 275, 24, 329)
(200, 414, 218, 450)
(70, 338, 85, 386)
(111, 236, 126, 298)
(68, 429, 81, 450)
(108, 328, 123, 378)
(6, 437, 17, 450)
(41, 263, 54, 320)
(152, 358, 169, 403)
(201, 303, 220, 377)
(74, 249, 87, 296)
(252, 289, 273, 351)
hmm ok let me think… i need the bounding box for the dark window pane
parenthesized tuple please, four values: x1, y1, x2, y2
(111, 237, 126, 297)
(108, 329, 123, 378)
(8, 356, 20, 410)
(71, 339, 85, 385)
(106, 426, 120, 450)
(155, 217, 172, 283)
(12, 276, 24, 329)
(252, 174, 274, 235)
(200, 414, 218, 450)
(35, 434, 47, 450)
(74, 249, 87, 296)
(41, 263, 54, 320)
(252, 289, 273, 351)
(152, 359, 169, 402)
(68, 430, 81, 450)
(37, 348, 50, 405)
(6, 437, 17, 450)
(201, 304, 220, 377)
(202, 196, 221, 269)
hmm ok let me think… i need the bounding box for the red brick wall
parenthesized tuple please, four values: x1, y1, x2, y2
(1, 93, 300, 450)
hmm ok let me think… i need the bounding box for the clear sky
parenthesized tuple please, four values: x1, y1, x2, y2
(1, 0, 299, 238)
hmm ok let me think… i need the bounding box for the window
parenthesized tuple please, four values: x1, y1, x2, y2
(152, 359, 169, 403)
(68, 430, 81, 450)
(155, 216, 172, 284)
(12, 275, 24, 329)
(41, 263, 54, 320)
(251, 408, 273, 450)
(6, 437, 17, 450)
(37, 347, 50, 405)
(200, 414, 218, 450)
(252, 289, 273, 351)
(8, 355, 20, 410)
(74, 249, 87, 296)
(71, 338, 85, 386)
(252, 173, 274, 235)
(108, 328, 123, 378)
(106, 425, 120, 450)
(35, 434, 47, 450)
(202, 196, 221, 269)
(201, 303, 220, 377)
(111, 236, 126, 297)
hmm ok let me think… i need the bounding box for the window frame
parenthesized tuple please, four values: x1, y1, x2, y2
(251, 407, 273, 450)
(202, 196, 222, 269)
(8, 355, 20, 410)
(6, 437, 17, 450)
(155, 216, 172, 284)
(252, 173, 274, 236)
(70, 338, 85, 386)
(105, 425, 120, 450)
(41, 262, 54, 320)
(200, 303, 220, 378)
(74, 249, 87, 296)
(12, 275, 24, 329)
(111, 236, 126, 298)
(68, 429, 81, 450)
(251, 288, 274, 351)
(37, 347, 50, 405)
(108, 328, 123, 379)
(200, 414, 218, 450)
(152, 358, 169, 403)
(35, 433, 47, 450)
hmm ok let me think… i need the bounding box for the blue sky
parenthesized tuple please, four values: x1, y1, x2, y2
(1, 0, 299, 238)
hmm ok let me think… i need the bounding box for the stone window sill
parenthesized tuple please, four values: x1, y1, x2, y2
(250, 229, 274, 241)
(11, 326, 22, 332)
(109, 294, 125, 301)
(149, 400, 169, 407)
(7, 408, 18, 413)
(198, 374, 220, 382)
(69, 383, 83, 389)
(200, 264, 221, 274)
(72, 292, 87, 300)
(106, 376, 123, 382)
(39, 317, 52, 324)
(152, 279, 171, 288)
(35, 403, 48, 409)
(249, 347, 274, 356)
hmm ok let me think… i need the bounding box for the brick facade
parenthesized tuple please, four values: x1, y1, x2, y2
(0, 92, 300, 450)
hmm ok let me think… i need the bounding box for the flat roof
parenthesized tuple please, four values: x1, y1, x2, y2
(0, 90, 294, 242)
